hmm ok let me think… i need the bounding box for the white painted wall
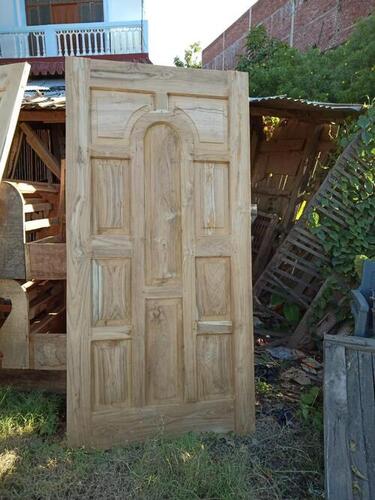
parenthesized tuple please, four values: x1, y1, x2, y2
(105, 0, 144, 22)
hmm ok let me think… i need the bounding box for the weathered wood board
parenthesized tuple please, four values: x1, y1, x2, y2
(0, 62, 30, 181)
(325, 335, 375, 500)
(66, 58, 254, 447)
(0, 279, 66, 370)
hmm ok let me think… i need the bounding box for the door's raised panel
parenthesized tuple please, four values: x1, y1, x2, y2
(196, 257, 231, 320)
(92, 258, 131, 326)
(170, 96, 228, 144)
(145, 123, 182, 285)
(92, 158, 130, 235)
(197, 335, 233, 400)
(196, 162, 229, 236)
(91, 90, 152, 141)
(92, 340, 131, 410)
(146, 298, 183, 404)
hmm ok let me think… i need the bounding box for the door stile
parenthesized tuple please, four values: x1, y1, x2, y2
(66, 57, 92, 446)
(180, 126, 197, 403)
(228, 71, 255, 434)
(130, 125, 146, 408)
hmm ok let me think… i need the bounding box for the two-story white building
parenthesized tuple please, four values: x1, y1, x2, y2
(0, 0, 149, 76)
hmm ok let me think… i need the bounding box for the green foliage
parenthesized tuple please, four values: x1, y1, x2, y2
(306, 105, 375, 331)
(236, 14, 375, 103)
(309, 105, 375, 283)
(174, 42, 202, 69)
(256, 379, 273, 396)
(283, 303, 301, 325)
(270, 293, 301, 326)
(298, 386, 323, 432)
(0, 387, 63, 437)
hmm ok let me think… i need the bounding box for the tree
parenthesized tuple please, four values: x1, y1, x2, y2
(236, 14, 375, 103)
(174, 42, 202, 69)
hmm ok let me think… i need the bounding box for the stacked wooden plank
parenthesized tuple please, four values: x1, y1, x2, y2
(254, 133, 364, 346)
(0, 180, 65, 280)
(324, 335, 375, 499)
(0, 62, 67, 373)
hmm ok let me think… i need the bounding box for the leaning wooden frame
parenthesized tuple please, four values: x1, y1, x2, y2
(66, 58, 255, 447)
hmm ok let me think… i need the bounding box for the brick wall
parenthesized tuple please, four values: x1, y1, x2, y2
(202, 0, 375, 70)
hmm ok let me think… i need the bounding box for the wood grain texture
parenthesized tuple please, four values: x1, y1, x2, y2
(196, 257, 231, 320)
(67, 58, 253, 447)
(92, 340, 131, 410)
(92, 158, 130, 235)
(0, 182, 26, 279)
(146, 298, 183, 404)
(145, 124, 182, 285)
(0, 280, 29, 368)
(195, 162, 229, 236)
(0, 62, 30, 181)
(30, 333, 66, 370)
(197, 334, 233, 400)
(324, 335, 375, 500)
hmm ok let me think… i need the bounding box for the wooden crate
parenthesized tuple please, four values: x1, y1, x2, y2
(324, 334, 375, 499)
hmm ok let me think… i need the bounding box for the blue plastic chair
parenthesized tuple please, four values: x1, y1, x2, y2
(351, 260, 375, 337)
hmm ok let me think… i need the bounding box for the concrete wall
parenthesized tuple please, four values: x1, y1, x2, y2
(0, 0, 26, 29)
(105, 0, 143, 22)
(203, 0, 375, 70)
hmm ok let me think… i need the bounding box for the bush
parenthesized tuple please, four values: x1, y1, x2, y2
(237, 14, 375, 103)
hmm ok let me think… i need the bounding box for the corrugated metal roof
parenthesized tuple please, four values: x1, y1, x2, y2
(23, 82, 66, 110)
(250, 95, 363, 116)
(1, 53, 152, 77)
(21, 89, 364, 116)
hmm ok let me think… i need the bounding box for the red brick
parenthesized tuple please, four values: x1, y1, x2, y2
(202, 0, 375, 69)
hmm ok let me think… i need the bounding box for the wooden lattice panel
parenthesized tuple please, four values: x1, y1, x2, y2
(254, 134, 364, 341)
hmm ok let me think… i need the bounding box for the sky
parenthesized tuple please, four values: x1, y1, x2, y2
(145, 0, 257, 66)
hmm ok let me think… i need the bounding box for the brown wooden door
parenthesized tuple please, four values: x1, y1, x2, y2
(51, 3, 79, 24)
(66, 58, 254, 448)
(0, 62, 30, 181)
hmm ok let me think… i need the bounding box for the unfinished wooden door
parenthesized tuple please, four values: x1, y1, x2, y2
(66, 57, 254, 447)
(0, 62, 30, 181)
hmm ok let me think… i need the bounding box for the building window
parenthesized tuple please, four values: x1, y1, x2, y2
(26, 0, 104, 25)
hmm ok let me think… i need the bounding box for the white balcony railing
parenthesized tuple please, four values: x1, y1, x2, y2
(0, 21, 147, 59)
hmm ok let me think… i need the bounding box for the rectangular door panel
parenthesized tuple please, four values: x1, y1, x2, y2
(67, 58, 254, 447)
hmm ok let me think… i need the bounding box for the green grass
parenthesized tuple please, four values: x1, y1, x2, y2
(0, 387, 324, 499)
(0, 387, 63, 438)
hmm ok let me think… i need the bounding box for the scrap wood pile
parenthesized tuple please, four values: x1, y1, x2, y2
(252, 129, 367, 348)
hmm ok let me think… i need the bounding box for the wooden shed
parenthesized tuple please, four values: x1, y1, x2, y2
(0, 76, 363, 374)
(0, 60, 256, 447)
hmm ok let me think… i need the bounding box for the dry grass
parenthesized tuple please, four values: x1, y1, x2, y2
(0, 387, 324, 499)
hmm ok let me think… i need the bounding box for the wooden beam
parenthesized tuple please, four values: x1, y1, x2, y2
(9, 180, 59, 193)
(19, 122, 61, 179)
(19, 110, 65, 123)
(6, 126, 24, 178)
